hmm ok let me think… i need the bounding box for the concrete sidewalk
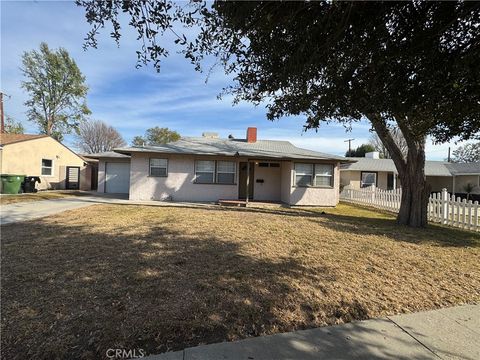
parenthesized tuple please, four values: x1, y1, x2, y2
(146, 304, 479, 360)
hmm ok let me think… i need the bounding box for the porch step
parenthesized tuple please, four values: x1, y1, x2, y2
(218, 199, 247, 207)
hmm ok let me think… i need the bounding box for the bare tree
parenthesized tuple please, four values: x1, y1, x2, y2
(369, 128, 408, 159)
(75, 120, 126, 153)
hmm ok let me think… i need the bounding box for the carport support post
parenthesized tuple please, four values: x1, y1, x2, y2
(245, 161, 250, 205)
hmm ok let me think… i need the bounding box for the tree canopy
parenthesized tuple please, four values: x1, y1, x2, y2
(75, 119, 126, 153)
(345, 144, 376, 158)
(77, 1, 480, 227)
(132, 127, 181, 146)
(21, 42, 90, 141)
(450, 142, 480, 163)
(4, 115, 25, 134)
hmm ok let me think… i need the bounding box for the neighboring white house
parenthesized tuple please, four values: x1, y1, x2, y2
(90, 128, 353, 206)
(340, 151, 480, 195)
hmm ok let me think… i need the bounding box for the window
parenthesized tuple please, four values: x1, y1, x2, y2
(295, 163, 335, 187)
(294, 163, 313, 186)
(195, 160, 215, 183)
(361, 172, 377, 187)
(216, 161, 236, 184)
(149, 158, 168, 176)
(41, 159, 53, 176)
(314, 164, 333, 187)
(195, 160, 236, 184)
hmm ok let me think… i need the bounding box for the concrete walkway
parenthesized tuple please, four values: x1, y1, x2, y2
(146, 304, 479, 360)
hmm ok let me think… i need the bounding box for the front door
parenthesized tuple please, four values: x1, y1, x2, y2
(238, 162, 254, 199)
(66, 166, 80, 190)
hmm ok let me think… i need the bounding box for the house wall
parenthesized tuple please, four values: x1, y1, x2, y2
(253, 162, 282, 201)
(427, 176, 453, 193)
(340, 170, 360, 189)
(0, 137, 89, 190)
(280, 161, 292, 203)
(97, 158, 131, 193)
(289, 162, 340, 206)
(129, 153, 240, 202)
(454, 175, 480, 194)
(126, 154, 342, 206)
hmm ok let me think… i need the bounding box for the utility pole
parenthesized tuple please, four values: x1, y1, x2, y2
(344, 138, 355, 155)
(0, 92, 5, 133)
(447, 147, 451, 162)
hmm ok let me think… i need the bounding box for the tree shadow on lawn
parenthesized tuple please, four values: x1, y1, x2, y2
(133, 203, 479, 248)
(1, 218, 375, 360)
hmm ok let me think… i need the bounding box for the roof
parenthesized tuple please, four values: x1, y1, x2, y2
(0, 133, 48, 145)
(445, 162, 480, 175)
(82, 151, 130, 159)
(114, 137, 352, 162)
(341, 157, 480, 177)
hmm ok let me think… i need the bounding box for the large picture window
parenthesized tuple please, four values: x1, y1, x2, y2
(295, 163, 334, 187)
(149, 158, 168, 177)
(361, 172, 377, 188)
(41, 159, 53, 176)
(195, 160, 236, 184)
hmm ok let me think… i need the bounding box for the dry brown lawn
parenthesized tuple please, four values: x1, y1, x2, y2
(1, 203, 479, 359)
(0, 190, 86, 205)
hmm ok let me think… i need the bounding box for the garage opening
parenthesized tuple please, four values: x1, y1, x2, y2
(105, 162, 130, 194)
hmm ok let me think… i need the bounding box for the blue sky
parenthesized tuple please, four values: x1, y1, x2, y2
(0, 1, 466, 159)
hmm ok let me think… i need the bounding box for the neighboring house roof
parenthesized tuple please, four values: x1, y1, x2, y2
(82, 151, 130, 159)
(0, 133, 48, 145)
(115, 137, 352, 162)
(341, 158, 456, 177)
(445, 162, 480, 175)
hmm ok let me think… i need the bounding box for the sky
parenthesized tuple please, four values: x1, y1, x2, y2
(0, 0, 468, 159)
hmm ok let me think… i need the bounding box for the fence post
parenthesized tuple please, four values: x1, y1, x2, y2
(441, 188, 448, 224)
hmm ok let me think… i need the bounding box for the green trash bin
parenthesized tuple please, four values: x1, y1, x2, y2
(1, 174, 26, 194)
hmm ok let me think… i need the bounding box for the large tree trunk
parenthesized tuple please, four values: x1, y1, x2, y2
(396, 142, 429, 227)
(368, 113, 430, 227)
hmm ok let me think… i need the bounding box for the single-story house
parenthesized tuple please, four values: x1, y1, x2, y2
(91, 128, 353, 206)
(0, 133, 93, 191)
(340, 151, 480, 195)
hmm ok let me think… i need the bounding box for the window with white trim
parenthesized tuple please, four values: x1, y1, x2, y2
(149, 158, 168, 177)
(294, 163, 313, 186)
(41, 159, 53, 176)
(195, 160, 215, 183)
(216, 161, 236, 184)
(314, 164, 333, 187)
(361, 172, 377, 188)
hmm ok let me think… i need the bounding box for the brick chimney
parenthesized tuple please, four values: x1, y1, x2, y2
(246, 127, 257, 143)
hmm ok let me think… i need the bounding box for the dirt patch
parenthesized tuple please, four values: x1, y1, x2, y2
(1, 203, 479, 359)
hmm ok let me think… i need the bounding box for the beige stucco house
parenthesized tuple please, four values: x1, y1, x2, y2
(0, 133, 92, 191)
(90, 128, 352, 206)
(340, 151, 480, 195)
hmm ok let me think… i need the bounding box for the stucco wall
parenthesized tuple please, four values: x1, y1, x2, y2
(280, 161, 292, 203)
(253, 162, 282, 201)
(129, 153, 239, 202)
(340, 170, 360, 189)
(289, 163, 340, 206)
(97, 158, 131, 193)
(1, 137, 89, 190)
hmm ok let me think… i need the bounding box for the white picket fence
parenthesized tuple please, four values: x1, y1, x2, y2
(340, 185, 480, 232)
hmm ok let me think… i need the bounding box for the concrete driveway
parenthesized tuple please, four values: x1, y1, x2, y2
(0, 194, 129, 225)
